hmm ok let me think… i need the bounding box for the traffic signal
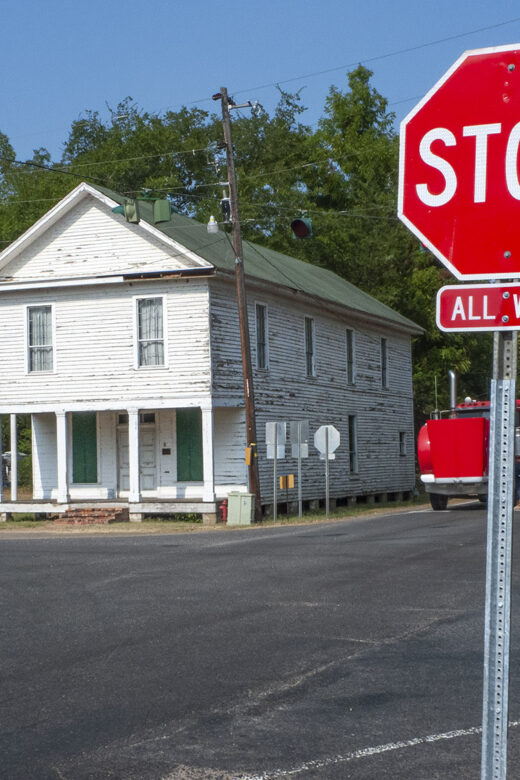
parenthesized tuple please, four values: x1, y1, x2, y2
(290, 215, 312, 238)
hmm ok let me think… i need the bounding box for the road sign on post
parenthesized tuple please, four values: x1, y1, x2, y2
(399, 44, 520, 280)
(437, 283, 520, 332)
(290, 421, 309, 518)
(266, 422, 286, 523)
(399, 44, 520, 780)
(314, 425, 340, 519)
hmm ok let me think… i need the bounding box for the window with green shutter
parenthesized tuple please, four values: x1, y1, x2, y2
(176, 408, 203, 481)
(72, 413, 98, 483)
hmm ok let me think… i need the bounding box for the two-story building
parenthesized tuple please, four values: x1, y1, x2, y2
(0, 182, 421, 521)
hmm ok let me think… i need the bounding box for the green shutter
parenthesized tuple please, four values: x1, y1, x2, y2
(72, 413, 98, 484)
(176, 408, 203, 481)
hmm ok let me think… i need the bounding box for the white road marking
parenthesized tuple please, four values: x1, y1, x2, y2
(237, 721, 520, 779)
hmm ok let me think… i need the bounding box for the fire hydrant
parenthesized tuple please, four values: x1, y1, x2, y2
(219, 499, 228, 524)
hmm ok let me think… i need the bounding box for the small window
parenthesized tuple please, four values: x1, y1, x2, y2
(304, 317, 316, 377)
(27, 305, 53, 372)
(118, 412, 156, 424)
(399, 431, 407, 456)
(256, 303, 268, 369)
(348, 415, 358, 473)
(346, 328, 355, 385)
(381, 337, 388, 388)
(137, 297, 165, 367)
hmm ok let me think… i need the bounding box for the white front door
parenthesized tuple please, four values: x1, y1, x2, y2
(117, 425, 157, 493)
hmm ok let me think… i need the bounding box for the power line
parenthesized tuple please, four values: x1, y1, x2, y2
(183, 17, 520, 106)
(0, 156, 109, 186)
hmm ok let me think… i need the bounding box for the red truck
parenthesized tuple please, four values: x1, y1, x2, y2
(417, 371, 499, 510)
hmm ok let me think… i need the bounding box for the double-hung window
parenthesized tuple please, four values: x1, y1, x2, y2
(348, 415, 358, 473)
(255, 303, 268, 369)
(136, 297, 165, 367)
(346, 328, 355, 385)
(381, 337, 388, 388)
(27, 305, 53, 372)
(304, 316, 316, 377)
(399, 431, 407, 456)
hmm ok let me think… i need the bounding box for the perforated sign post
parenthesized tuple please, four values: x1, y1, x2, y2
(399, 44, 520, 779)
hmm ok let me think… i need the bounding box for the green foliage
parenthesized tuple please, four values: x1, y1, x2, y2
(0, 72, 494, 429)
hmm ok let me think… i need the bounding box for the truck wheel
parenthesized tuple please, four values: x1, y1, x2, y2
(478, 495, 487, 505)
(430, 493, 448, 510)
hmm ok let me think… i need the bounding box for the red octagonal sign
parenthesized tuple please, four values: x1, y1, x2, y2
(399, 44, 520, 280)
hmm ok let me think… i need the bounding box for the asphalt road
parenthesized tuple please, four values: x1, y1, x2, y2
(1, 502, 520, 779)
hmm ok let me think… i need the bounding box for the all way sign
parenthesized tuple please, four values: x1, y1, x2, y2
(436, 283, 520, 331)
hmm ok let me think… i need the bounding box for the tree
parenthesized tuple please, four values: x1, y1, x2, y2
(0, 77, 494, 419)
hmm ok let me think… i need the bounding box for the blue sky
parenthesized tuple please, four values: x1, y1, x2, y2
(3, 0, 520, 161)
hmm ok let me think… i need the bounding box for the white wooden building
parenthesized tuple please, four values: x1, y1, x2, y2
(0, 183, 421, 521)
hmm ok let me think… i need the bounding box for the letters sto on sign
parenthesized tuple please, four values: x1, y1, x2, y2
(399, 43, 520, 780)
(398, 44, 520, 280)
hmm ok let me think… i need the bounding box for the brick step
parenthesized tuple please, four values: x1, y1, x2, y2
(53, 507, 129, 525)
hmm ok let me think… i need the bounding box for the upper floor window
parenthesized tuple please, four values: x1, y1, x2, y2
(348, 415, 358, 473)
(28, 305, 53, 372)
(136, 297, 165, 367)
(399, 431, 407, 456)
(346, 328, 355, 385)
(255, 303, 268, 369)
(304, 316, 316, 377)
(381, 337, 388, 388)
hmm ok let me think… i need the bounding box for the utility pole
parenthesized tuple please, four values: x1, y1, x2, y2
(213, 87, 262, 521)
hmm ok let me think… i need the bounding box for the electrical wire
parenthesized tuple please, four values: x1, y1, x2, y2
(0, 155, 110, 186)
(182, 17, 520, 107)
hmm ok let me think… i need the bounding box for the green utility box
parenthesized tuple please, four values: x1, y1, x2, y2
(227, 493, 254, 525)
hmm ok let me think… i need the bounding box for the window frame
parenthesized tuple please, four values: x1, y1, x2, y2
(255, 302, 269, 370)
(381, 336, 389, 389)
(399, 431, 407, 456)
(346, 327, 356, 385)
(133, 294, 168, 369)
(304, 316, 316, 378)
(26, 303, 55, 374)
(348, 415, 358, 473)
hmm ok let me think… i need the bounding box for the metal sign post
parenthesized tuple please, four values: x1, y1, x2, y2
(325, 427, 330, 520)
(273, 425, 278, 523)
(481, 331, 517, 780)
(266, 422, 286, 523)
(314, 425, 340, 521)
(290, 421, 309, 518)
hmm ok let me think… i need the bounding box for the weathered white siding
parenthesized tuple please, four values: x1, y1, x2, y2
(214, 407, 248, 491)
(0, 278, 211, 407)
(32, 413, 57, 499)
(2, 197, 206, 282)
(210, 277, 416, 503)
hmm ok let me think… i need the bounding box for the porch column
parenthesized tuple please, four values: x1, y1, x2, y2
(56, 411, 69, 503)
(128, 408, 141, 503)
(10, 414, 17, 502)
(202, 407, 215, 502)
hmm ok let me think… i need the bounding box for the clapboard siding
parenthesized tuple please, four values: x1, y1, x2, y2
(0, 278, 211, 405)
(210, 277, 415, 501)
(2, 198, 205, 282)
(32, 413, 57, 499)
(214, 407, 248, 486)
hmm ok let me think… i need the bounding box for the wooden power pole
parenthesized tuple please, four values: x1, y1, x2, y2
(213, 87, 262, 521)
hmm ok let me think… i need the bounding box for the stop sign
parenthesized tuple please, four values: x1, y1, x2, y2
(399, 44, 520, 280)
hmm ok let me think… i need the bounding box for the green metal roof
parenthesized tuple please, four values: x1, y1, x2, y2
(94, 184, 421, 334)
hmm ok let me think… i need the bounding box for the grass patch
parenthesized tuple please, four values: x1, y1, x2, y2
(142, 513, 202, 523)
(259, 494, 430, 526)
